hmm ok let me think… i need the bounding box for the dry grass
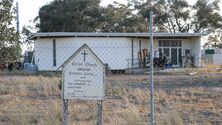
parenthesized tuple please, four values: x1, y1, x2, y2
(0, 69, 222, 125)
(193, 64, 222, 74)
(0, 74, 62, 125)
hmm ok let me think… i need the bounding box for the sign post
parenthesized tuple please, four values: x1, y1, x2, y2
(97, 100, 103, 125)
(62, 99, 68, 125)
(60, 44, 105, 125)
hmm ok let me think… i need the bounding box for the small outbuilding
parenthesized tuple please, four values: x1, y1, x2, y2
(201, 48, 222, 65)
(28, 32, 207, 71)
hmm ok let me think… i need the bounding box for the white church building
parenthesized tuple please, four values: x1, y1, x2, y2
(28, 32, 207, 71)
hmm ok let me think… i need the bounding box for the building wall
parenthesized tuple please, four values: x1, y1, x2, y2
(191, 37, 202, 67)
(35, 38, 55, 71)
(182, 39, 192, 55)
(213, 54, 222, 65)
(35, 37, 134, 71)
(34, 36, 202, 71)
(202, 48, 222, 65)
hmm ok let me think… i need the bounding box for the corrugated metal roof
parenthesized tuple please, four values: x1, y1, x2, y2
(28, 32, 208, 40)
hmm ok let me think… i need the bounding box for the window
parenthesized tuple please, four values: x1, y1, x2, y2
(179, 41, 182, 47)
(163, 40, 170, 47)
(53, 39, 56, 66)
(158, 40, 182, 47)
(171, 40, 178, 47)
(185, 49, 191, 56)
(139, 40, 142, 51)
(158, 39, 182, 67)
(163, 48, 170, 57)
(159, 40, 162, 47)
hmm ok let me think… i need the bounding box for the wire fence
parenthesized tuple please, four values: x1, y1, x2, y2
(0, 44, 222, 125)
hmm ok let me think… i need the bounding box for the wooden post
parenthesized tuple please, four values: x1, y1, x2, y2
(63, 99, 68, 125)
(97, 100, 103, 125)
(62, 69, 68, 125)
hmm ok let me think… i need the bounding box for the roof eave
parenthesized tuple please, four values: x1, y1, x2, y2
(28, 32, 208, 40)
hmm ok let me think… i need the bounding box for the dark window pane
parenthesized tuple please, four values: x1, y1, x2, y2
(171, 48, 177, 65)
(163, 40, 170, 47)
(163, 48, 170, 57)
(179, 48, 182, 66)
(179, 40, 182, 47)
(171, 40, 178, 47)
(159, 48, 163, 58)
(185, 49, 191, 56)
(159, 40, 162, 47)
(159, 48, 162, 53)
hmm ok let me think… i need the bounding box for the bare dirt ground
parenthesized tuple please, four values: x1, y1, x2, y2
(0, 70, 222, 125)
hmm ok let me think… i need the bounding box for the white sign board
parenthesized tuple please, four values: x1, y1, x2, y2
(62, 44, 105, 100)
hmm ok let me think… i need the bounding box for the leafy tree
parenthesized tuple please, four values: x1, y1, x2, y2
(130, 0, 222, 33)
(37, 0, 147, 32)
(203, 31, 222, 48)
(36, 0, 222, 35)
(129, 0, 191, 32)
(192, 0, 222, 33)
(0, 0, 21, 63)
(99, 2, 144, 32)
(37, 0, 102, 32)
(193, 0, 222, 48)
(131, 0, 222, 48)
(22, 25, 35, 44)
